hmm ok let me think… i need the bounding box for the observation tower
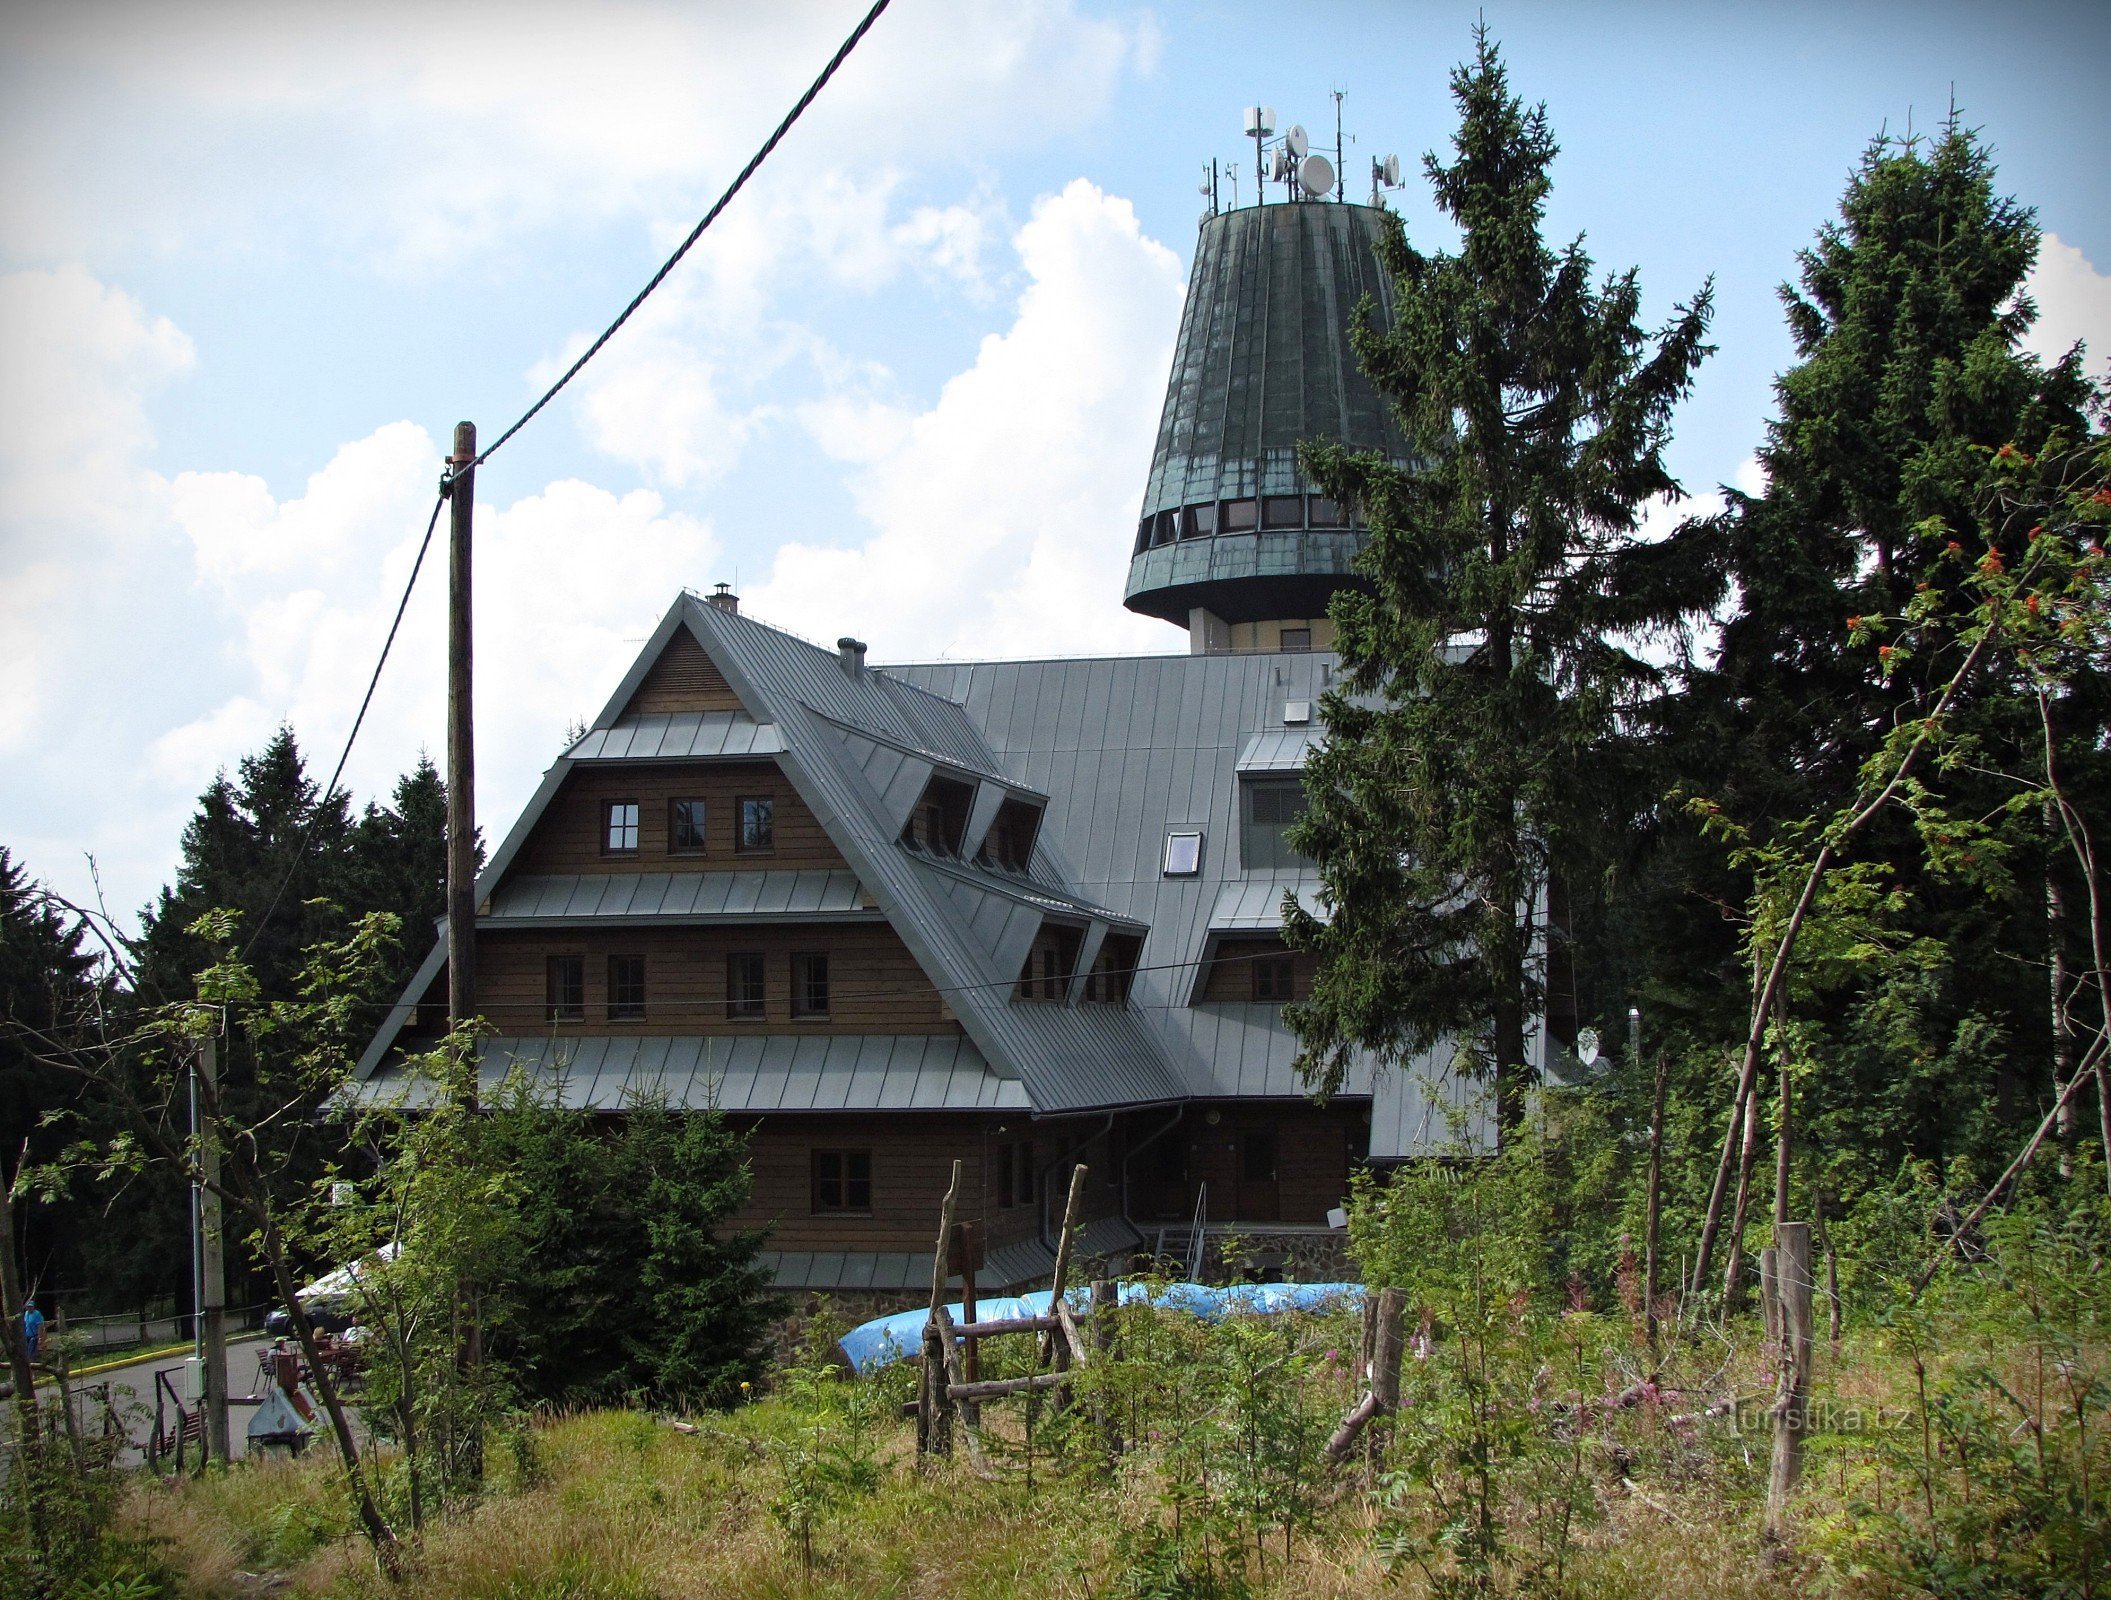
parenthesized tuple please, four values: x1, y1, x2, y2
(1124, 105, 1415, 654)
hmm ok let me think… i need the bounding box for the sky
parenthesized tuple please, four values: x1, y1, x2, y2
(1, 0, 2106, 932)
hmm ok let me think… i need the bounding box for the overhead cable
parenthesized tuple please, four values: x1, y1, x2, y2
(469, 0, 894, 472)
(241, 492, 448, 962)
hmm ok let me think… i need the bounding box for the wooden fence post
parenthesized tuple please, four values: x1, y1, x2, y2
(1765, 1222, 1815, 1544)
(1091, 1278, 1119, 1460)
(917, 1160, 962, 1463)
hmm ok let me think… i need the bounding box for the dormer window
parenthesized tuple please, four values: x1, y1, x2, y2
(1241, 779, 1310, 870)
(604, 800, 640, 853)
(1014, 924, 1082, 1002)
(977, 796, 1045, 873)
(900, 774, 974, 857)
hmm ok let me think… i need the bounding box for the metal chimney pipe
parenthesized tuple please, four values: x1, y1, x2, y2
(838, 637, 867, 676)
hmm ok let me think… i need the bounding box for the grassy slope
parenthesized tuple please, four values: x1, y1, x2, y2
(125, 1401, 1806, 1599)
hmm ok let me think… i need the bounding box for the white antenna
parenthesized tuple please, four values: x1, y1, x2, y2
(1285, 123, 1309, 158)
(1370, 152, 1403, 204)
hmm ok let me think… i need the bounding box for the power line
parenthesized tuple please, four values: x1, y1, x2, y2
(241, 492, 447, 962)
(470, 0, 894, 471)
(236, 0, 895, 962)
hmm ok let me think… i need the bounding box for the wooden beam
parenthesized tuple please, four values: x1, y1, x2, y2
(948, 1372, 1071, 1401)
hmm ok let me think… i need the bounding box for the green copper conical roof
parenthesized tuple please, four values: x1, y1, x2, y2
(1124, 201, 1411, 627)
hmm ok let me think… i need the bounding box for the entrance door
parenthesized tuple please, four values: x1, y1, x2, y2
(1235, 1127, 1280, 1223)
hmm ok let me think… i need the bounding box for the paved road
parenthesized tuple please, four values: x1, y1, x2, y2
(65, 1335, 277, 1465)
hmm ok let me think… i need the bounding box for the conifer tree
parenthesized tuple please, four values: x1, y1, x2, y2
(1666, 123, 2104, 1180)
(1285, 31, 1714, 1136)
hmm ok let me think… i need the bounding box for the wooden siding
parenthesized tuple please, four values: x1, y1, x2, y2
(621, 628, 745, 715)
(476, 923, 957, 1035)
(733, 1113, 1127, 1253)
(509, 761, 846, 876)
(1126, 1100, 1362, 1226)
(1200, 937, 1316, 1003)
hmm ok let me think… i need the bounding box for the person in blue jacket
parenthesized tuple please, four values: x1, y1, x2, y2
(22, 1300, 44, 1361)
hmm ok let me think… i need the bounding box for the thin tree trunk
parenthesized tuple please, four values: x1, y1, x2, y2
(2048, 797, 2080, 1174)
(1694, 610, 2012, 1294)
(1773, 990, 1793, 1229)
(1722, 1074, 1763, 1308)
(0, 1162, 53, 1568)
(1764, 1222, 1815, 1544)
(1642, 1051, 1669, 1363)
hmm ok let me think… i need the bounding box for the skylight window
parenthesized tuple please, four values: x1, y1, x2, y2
(1163, 830, 1202, 876)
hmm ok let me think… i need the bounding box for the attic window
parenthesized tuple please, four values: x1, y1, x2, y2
(604, 800, 641, 853)
(977, 797, 1044, 873)
(1014, 923, 1082, 1002)
(1283, 700, 1312, 725)
(900, 774, 975, 857)
(1083, 933, 1142, 1004)
(1163, 830, 1202, 877)
(1279, 628, 1312, 653)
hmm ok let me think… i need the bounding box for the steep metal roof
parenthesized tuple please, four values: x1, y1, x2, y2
(486, 870, 873, 925)
(888, 649, 1411, 1124)
(353, 596, 1476, 1155)
(567, 712, 783, 762)
(1125, 202, 1415, 626)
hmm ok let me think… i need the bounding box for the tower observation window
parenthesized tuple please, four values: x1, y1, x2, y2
(1308, 496, 1344, 527)
(1262, 495, 1305, 530)
(1221, 498, 1258, 532)
(1182, 503, 1217, 539)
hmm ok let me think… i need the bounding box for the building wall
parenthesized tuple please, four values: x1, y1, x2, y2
(622, 629, 746, 715)
(1124, 1099, 1364, 1228)
(735, 1112, 1127, 1255)
(510, 760, 845, 876)
(474, 922, 958, 1036)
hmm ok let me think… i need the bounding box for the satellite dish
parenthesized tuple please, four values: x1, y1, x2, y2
(1269, 146, 1294, 182)
(1299, 153, 1335, 199)
(1383, 153, 1402, 186)
(1285, 124, 1309, 158)
(1576, 1027, 1601, 1068)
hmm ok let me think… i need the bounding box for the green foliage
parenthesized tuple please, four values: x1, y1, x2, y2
(1284, 29, 1714, 1132)
(761, 1338, 889, 1577)
(1818, 1193, 2111, 1594)
(1354, 1139, 1603, 1596)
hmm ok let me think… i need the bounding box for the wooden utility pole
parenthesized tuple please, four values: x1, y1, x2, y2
(198, 1029, 230, 1463)
(446, 421, 478, 1034)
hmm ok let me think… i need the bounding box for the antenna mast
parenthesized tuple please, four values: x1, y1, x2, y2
(1333, 90, 1345, 202)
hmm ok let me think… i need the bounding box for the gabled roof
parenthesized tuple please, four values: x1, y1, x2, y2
(354, 593, 1482, 1150)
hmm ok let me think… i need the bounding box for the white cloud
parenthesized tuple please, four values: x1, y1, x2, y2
(0, 267, 194, 748)
(2024, 232, 2111, 386)
(0, 1, 1151, 273)
(743, 178, 1185, 659)
(160, 441, 723, 855)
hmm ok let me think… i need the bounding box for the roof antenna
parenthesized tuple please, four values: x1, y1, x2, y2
(1332, 90, 1346, 203)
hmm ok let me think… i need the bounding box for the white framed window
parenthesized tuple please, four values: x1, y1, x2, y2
(604, 800, 641, 853)
(1163, 830, 1202, 877)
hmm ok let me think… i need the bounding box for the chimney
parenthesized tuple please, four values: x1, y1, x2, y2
(837, 637, 867, 677)
(707, 582, 739, 615)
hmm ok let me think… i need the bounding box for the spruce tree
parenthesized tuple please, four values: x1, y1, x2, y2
(1284, 31, 1714, 1136)
(1668, 123, 2103, 1181)
(0, 848, 101, 1305)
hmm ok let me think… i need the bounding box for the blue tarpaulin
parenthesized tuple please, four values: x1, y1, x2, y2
(838, 1281, 1367, 1373)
